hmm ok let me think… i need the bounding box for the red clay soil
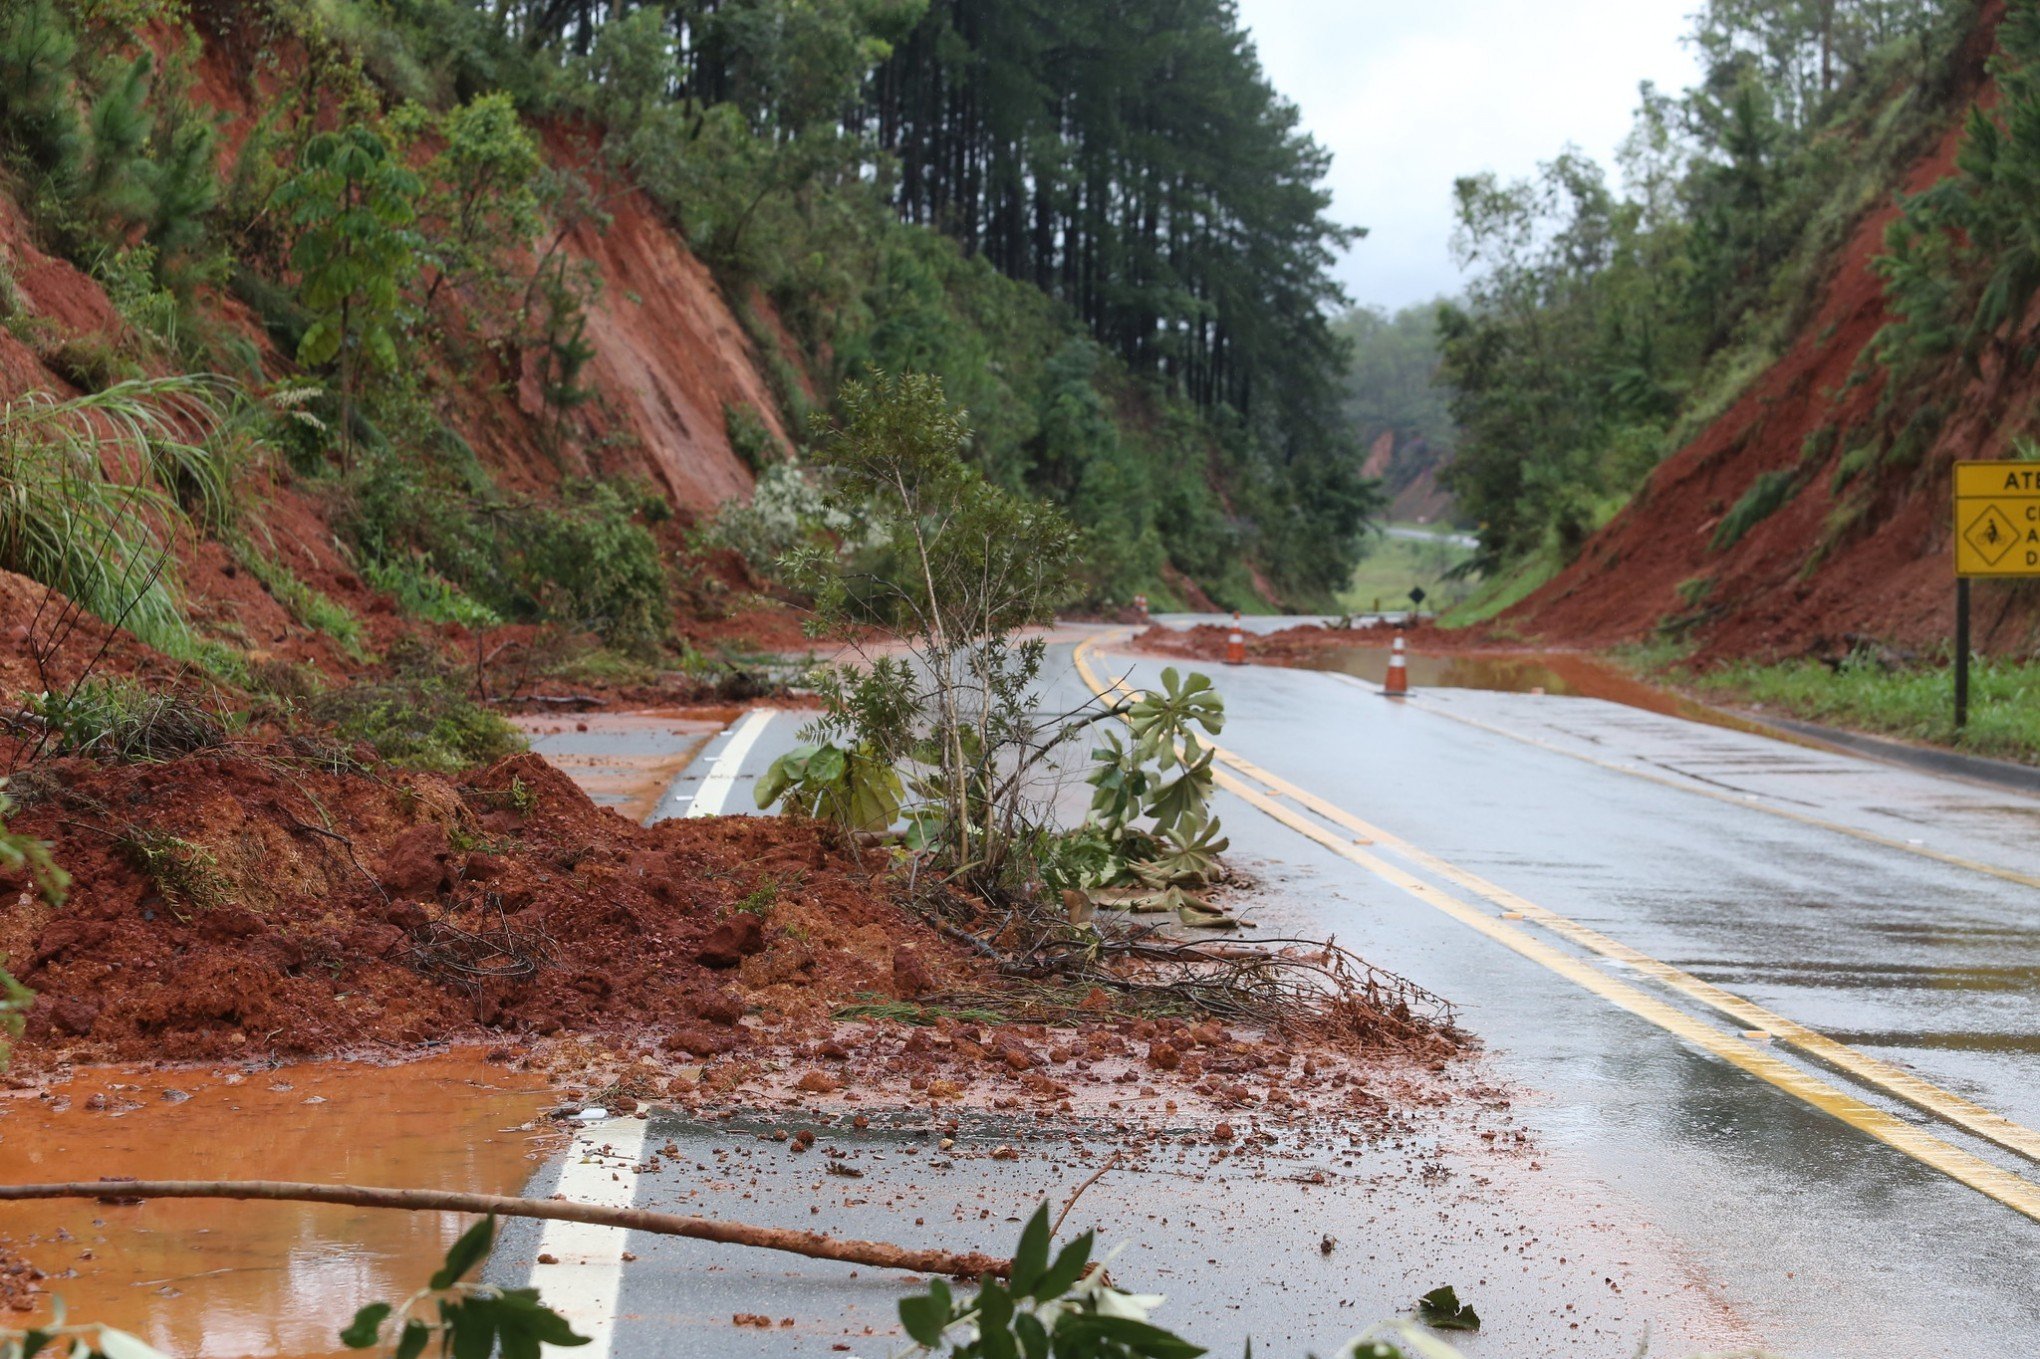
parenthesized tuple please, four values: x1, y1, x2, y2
(1503, 2, 2026, 664)
(0, 744, 981, 1071)
(1132, 620, 1496, 666)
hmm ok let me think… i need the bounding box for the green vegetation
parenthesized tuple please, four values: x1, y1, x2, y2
(308, 668, 524, 773)
(1710, 467, 1803, 550)
(0, 785, 68, 906)
(28, 676, 227, 760)
(275, 125, 422, 465)
(1437, 0, 1972, 577)
(1333, 303, 1459, 531)
(756, 375, 1236, 933)
(1338, 527, 1479, 616)
(0, 376, 229, 655)
(1689, 652, 2040, 763)
(0, 0, 1379, 696)
(233, 536, 370, 661)
(381, 0, 1369, 606)
(1872, 1, 2040, 483)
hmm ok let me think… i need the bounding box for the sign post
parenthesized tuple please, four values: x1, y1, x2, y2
(1951, 461, 2040, 727)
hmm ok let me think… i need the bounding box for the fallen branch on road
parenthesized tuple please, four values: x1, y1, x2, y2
(0, 1180, 1014, 1278)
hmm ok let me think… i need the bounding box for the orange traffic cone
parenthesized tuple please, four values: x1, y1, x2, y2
(1225, 611, 1245, 666)
(1383, 635, 1409, 697)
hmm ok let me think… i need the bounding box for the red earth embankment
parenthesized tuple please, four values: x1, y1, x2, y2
(1501, 2, 2032, 664)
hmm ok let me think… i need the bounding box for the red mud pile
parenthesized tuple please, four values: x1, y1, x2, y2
(1, 746, 978, 1070)
(1133, 620, 1494, 667)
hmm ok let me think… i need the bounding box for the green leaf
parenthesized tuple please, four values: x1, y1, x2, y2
(1013, 1311, 1050, 1359)
(443, 1298, 497, 1359)
(805, 744, 847, 783)
(339, 1302, 392, 1349)
(430, 1216, 497, 1290)
(1009, 1202, 1052, 1296)
(1034, 1230, 1095, 1299)
(491, 1287, 589, 1350)
(1415, 1285, 1480, 1332)
(393, 1320, 432, 1359)
(1063, 1315, 1208, 1357)
(978, 1293, 1019, 1359)
(897, 1293, 950, 1347)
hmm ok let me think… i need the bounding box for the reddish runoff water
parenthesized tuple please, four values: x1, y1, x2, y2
(0, 1051, 553, 1359)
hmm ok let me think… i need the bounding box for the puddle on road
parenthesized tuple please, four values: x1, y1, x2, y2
(1291, 645, 1784, 734)
(0, 1051, 555, 1359)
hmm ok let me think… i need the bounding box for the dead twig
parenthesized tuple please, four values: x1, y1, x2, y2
(1049, 1151, 1123, 1239)
(0, 1180, 1014, 1279)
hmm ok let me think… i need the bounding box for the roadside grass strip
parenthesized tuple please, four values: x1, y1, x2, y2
(1072, 634, 2040, 1222)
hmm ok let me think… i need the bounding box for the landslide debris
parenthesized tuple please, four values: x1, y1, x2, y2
(0, 742, 983, 1068)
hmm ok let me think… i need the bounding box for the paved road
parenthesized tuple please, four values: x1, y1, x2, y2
(511, 628, 2040, 1355)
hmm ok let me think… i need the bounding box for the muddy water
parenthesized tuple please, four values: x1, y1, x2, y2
(0, 1052, 554, 1358)
(511, 710, 729, 822)
(1293, 645, 1778, 732)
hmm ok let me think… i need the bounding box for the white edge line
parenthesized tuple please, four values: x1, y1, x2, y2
(532, 1115, 650, 1357)
(682, 709, 776, 818)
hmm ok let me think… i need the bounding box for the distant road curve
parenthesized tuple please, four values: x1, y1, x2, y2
(1380, 523, 1478, 550)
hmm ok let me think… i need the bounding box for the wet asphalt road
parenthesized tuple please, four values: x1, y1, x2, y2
(511, 627, 2040, 1356)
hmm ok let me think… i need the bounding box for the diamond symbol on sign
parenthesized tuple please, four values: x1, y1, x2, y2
(1965, 505, 2020, 566)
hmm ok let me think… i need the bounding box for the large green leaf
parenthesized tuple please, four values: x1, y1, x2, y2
(429, 1216, 496, 1290)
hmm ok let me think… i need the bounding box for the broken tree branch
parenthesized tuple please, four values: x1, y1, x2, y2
(0, 1180, 1013, 1279)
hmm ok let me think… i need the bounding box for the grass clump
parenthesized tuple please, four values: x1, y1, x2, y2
(361, 554, 504, 629)
(115, 825, 229, 915)
(1690, 653, 2040, 765)
(1710, 469, 1801, 551)
(0, 376, 231, 654)
(233, 537, 370, 661)
(308, 669, 524, 773)
(30, 677, 228, 761)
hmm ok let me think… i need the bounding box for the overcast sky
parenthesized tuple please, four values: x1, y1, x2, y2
(1234, 0, 1704, 314)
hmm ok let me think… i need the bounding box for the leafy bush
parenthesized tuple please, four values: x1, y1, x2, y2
(343, 435, 668, 651)
(309, 671, 524, 773)
(514, 480, 669, 656)
(725, 402, 780, 471)
(703, 460, 874, 577)
(755, 741, 903, 831)
(791, 373, 1080, 887)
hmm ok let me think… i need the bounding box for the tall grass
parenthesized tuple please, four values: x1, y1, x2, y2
(1689, 655, 2040, 765)
(0, 375, 231, 653)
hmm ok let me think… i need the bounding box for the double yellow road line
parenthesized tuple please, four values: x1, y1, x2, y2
(1072, 633, 2040, 1221)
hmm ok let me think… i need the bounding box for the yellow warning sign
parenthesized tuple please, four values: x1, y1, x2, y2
(1954, 462, 2040, 576)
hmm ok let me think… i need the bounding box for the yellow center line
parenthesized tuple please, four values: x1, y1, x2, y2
(1071, 633, 2040, 1219)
